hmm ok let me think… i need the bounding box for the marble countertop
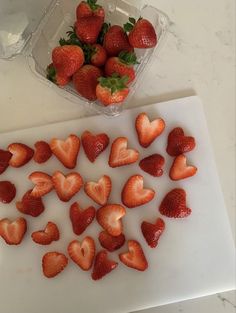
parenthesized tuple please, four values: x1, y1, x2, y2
(0, 0, 235, 312)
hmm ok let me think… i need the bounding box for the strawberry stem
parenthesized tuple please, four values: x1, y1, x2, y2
(87, 0, 101, 11)
(98, 74, 129, 94)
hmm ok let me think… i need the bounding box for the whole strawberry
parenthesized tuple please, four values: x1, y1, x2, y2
(75, 16, 103, 44)
(52, 45, 84, 78)
(124, 17, 157, 49)
(76, 0, 105, 20)
(96, 74, 129, 106)
(105, 51, 138, 84)
(83, 44, 107, 67)
(103, 25, 134, 56)
(46, 63, 70, 87)
(73, 65, 102, 101)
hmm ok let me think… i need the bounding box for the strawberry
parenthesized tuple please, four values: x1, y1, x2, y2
(105, 51, 138, 84)
(50, 134, 80, 169)
(103, 25, 133, 56)
(73, 65, 102, 101)
(70, 202, 96, 235)
(169, 154, 198, 181)
(0, 181, 16, 203)
(8, 143, 34, 168)
(139, 154, 165, 177)
(76, 0, 105, 20)
(52, 171, 83, 202)
(29, 172, 54, 198)
(141, 218, 165, 248)
(68, 237, 95, 271)
(135, 112, 166, 148)
(16, 190, 45, 217)
(42, 252, 68, 278)
(159, 188, 191, 218)
(124, 17, 157, 49)
(98, 231, 125, 252)
(31, 222, 60, 245)
(0, 217, 27, 245)
(84, 175, 111, 205)
(83, 44, 107, 67)
(167, 127, 196, 157)
(108, 137, 139, 168)
(75, 16, 103, 44)
(81, 130, 109, 162)
(119, 240, 148, 271)
(46, 63, 70, 87)
(96, 75, 129, 106)
(33, 141, 52, 164)
(122, 175, 155, 208)
(92, 250, 118, 280)
(52, 45, 84, 77)
(96, 204, 126, 236)
(0, 149, 12, 174)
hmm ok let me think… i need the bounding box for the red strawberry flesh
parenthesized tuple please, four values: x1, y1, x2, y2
(0, 181, 16, 203)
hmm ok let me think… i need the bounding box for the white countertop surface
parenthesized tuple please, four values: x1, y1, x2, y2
(0, 0, 235, 312)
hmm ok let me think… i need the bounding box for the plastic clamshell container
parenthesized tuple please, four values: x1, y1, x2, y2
(0, 0, 169, 117)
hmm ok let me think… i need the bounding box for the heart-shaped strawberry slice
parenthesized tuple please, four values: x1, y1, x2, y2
(167, 127, 196, 156)
(84, 175, 111, 205)
(169, 154, 197, 180)
(92, 250, 118, 280)
(31, 222, 60, 245)
(8, 143, 34, 168)
(29, 172, 54, 198)
(70, 202, 96, 235)
(122, 175, 155, 208)
(119, 240, 148, 271)
(98, 231, 125, 252)
(139, 154, 165, 177)
(0, 149, 12, 174)
(0, 217, 27, 245)
(82, 131, 109, 163)
(141, 218, 165, 248)
(34, 141, 52, 164)
(16, 190, 45, 217)
(135, 113, 165, 148)
(42, 252, 68, 278)
(0, 181, 16, 203)
(52, 171, 83, 202)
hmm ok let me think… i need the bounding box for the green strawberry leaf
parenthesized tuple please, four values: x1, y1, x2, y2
(46, 64, 56, 84)
(98, 74, 129, 94)
(129, 17, 136, 24)
(87, 0, 101, 11)
(123, 22, 134, 33)
(118, 51, 139, 65)
(97, 22, 111, 45)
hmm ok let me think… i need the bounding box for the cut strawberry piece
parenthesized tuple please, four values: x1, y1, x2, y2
(84, 175, 111, 206)
(98, 231, 125, 252)
(159, 188, 191, 218)
(92, 250, 118, 280)
(119, 240, 148, 271)
(16, 190, 45, 217)
(8, 143, 34, 168)
(169, 154, 198, 180)
(96, 204, 126, 236)
(31, 222, 59, 245)
(0, 181, 16, 203)
(122, 175, 155, 208)
(135, 113, 165, 148)
(68, 237, 95, 271)
(33, 141, 52, 164)
(139, 154, 165, 177)
(50, 134, 80, 169)
(167, 127, 196, 156)
(70, 202, 96, 235)
(141, 218, 165, 248)
(0, 149, 12, 174)
(0, 217, 27, 245)
(82, 131, 109, 163)
(29, 172, 54, 198)
(42, 252, 68, 278)
(52, 171, 83, 202)
(109, 137, 139, 168)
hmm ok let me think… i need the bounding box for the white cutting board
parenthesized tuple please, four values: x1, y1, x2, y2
(0, 96, 235, 313)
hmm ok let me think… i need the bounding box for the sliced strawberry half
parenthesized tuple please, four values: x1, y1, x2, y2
(119, 240, 148, 271)
(169, 154, 198, 180)
(82, 131, 110, 163)
(52, 171, 83, 202)
(167, 127, 196, 156)
(108, 137, 139, 168)
(16, 190, 45, 217)
(29, 172, 54, 198)
(84, 175, 111, 206)
(68, 237, 95, 271)
(92, 250, 118, 281)
(31, 222, 60, 245)
(135, 113, 165, 148)
(8, 143, 34, 168)
(0, 149, 12, 174)
(122, 175, 155, 208)
(139, 154, 165, 177)
(70, 202, 96, 235)
(96, 204, 126, 236)
(98, 231, 125, 252)
(0, 181, 16, 203)
(34, 141, 52, 164)
(141, 218, 165, 248)
(50, 134, 80, 169)
(0, 217, 27, 245)
(159, 188, 191, 218)
(42, 252, 68, 278)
